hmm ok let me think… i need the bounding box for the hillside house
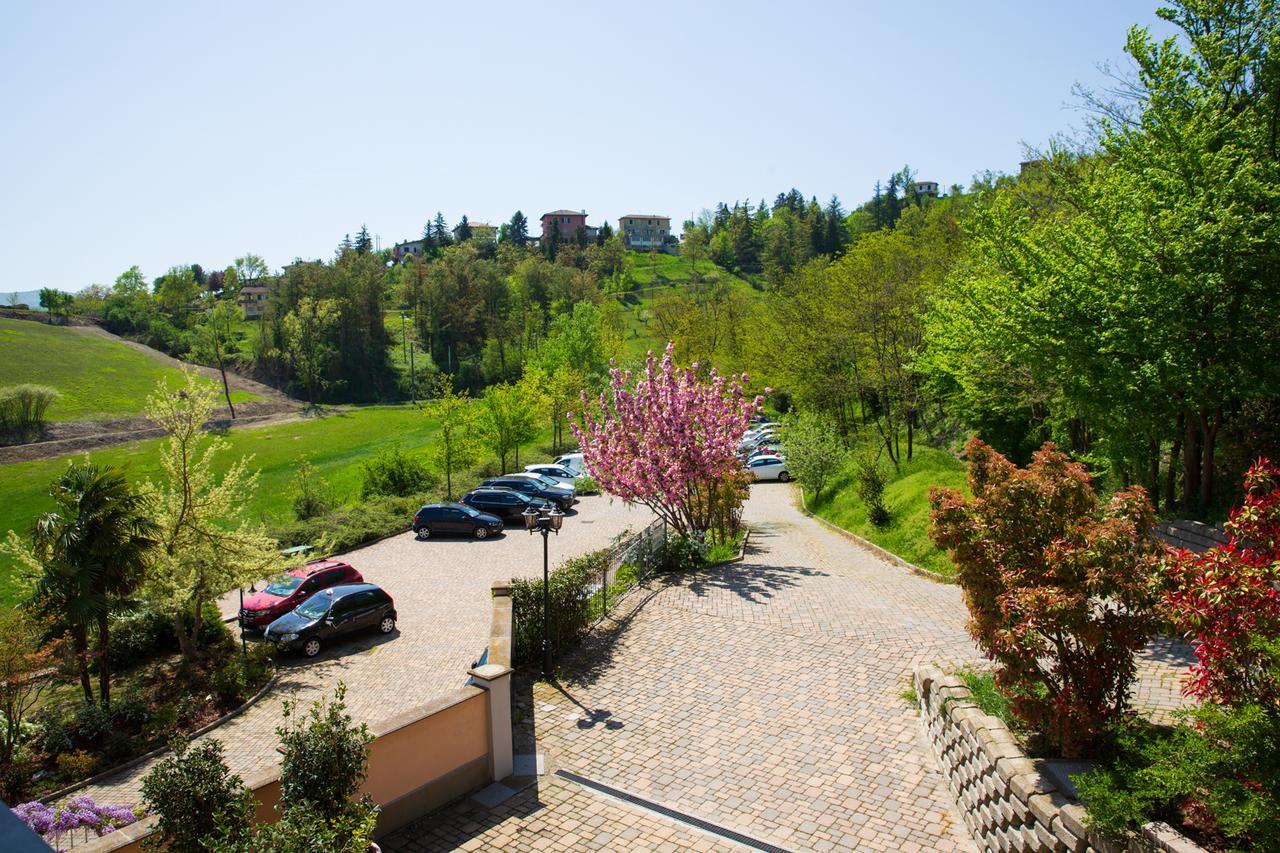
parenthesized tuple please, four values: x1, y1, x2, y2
(540, 210, 597, 244)
(392, 239, 427, 263)
(619, 215, 671, 249)
(914, 181, 939, 198)
(238, 284, 272, 319)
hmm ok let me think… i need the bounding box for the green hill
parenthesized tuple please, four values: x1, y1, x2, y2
(0, 318, 258, 422)
(0, 405, 446, 606)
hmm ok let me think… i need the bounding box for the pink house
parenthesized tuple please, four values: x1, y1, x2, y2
(540, 209, 588, 242)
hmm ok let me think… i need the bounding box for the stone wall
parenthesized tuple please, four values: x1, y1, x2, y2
(1151, 520, 1227, 553)
(914, 667, 1204, 853)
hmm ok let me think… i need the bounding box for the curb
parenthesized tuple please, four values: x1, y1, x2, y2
(41, 670, 280, 805)
(798, 488, 956, 585)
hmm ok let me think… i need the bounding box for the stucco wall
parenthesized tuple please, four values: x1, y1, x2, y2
(914, 667, 1205, 853)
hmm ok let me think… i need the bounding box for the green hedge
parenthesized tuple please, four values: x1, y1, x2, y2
(511, 549, 612, 668)
(271, 493, 431, 554)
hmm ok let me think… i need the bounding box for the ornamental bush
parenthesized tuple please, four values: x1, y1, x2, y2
(511, 549, 610, 668)
(140, 737, 253, 853)
(359, 445, 437, 499)
(0, 384, 60, 438)
(275, 683, 373, 822)
(1162, 458, 1280, 710)
(929, 439, 1164, 757)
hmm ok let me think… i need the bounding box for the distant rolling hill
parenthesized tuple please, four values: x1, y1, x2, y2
(0, 289, 57, 310)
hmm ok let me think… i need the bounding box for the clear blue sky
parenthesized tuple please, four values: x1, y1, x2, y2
(0, 1, 1175, 292)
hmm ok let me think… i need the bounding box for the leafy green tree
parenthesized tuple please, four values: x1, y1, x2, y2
(5, 462, 157, 705)
(233, 254, 269, 287)
(424, 375, 479, 499)
(480, 381, 538, 472)
(353, 224, 373, 255)
(190, 298, 245, 418)
(507, 210, 528, 247)
(144, 371, 286, 660)
(154, 265, 200, 316)
(38, 288, 72, 324)
(783, 411, 847, 500)
(283, 296, 339, 406)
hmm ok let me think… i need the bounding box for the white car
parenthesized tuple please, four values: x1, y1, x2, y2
(743, 422, 780, 442)
(745, 455, 790, 482)
(523, 463, 582, 486)
(506, 471, 577, 496)
(553, 453, 589, 476)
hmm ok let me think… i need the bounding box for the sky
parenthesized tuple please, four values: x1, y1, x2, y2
(0, 1, 1177, 293)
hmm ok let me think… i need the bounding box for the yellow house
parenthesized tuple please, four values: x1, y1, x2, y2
(619, 215, 670, 249)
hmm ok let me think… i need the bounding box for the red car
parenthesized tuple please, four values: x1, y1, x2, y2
(238, 560, 363, 631)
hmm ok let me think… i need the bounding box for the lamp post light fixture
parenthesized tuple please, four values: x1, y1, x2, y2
(523, 504, 565, 676)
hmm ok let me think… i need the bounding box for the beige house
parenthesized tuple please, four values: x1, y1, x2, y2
(238, 284, 271, 319)
(619, 215, 670, 249)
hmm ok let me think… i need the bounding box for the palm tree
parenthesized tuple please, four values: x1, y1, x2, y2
(29, 463, 158, 706)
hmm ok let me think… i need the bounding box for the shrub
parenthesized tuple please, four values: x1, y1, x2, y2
(275, 683, 374, 822)
(928, 439, 1164, 757)
(56, 749, 97, 781)
(290, 457, 331, 520)
(211, 662, 247, 705)
(141, 737, 253, 853)
(0, 384, 60, 438)
(359, 445, 437, 499)
(853, 452, 890, 527)
(211, 645, 273, 705)
(211, 800, 379, 853)
(1162, 458, 1280, 710)
(663, 532, 708, 572)
(511, 549, 612, 668)
(108, 602, 228, 670)
(575, 474, 601, 496)
(10, 797, 142, 847)
(272, 493, 426, 554)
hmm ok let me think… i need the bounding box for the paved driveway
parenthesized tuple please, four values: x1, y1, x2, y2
(77, 494, 655, 806)
(390, 483, 981, 852)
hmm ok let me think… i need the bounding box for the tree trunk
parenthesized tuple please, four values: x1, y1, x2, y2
(218, 357, 236, 419)
(906, 410, 915, 462)
(1198, 406, 1221, 514)
(72, 624, 93, 705)
(1148, 437, 1160, 514)
(173, 609, 193, 661)
(1166, 413, 1183, 511)
(1183, 413, 1202, 514)
(97, 611, 111, 707)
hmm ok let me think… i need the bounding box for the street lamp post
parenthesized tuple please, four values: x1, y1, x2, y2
(523, 505, 565, 676)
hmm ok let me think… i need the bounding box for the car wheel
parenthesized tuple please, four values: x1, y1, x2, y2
(778, 471, 791, 483)
(474, 526, 490, 540)
(379, 616, 396, 634)
(303, 638, 322, 658)
(415, 527, 431, 540)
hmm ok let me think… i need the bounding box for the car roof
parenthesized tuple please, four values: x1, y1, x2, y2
(420, 502, 468, 510)
(291, 559, 351, 578)
(317, 582, 383, 599)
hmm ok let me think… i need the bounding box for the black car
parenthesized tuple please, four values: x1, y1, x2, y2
(413, 502, 504, 540)
(480, 477, 576, 510)
(264, 583, 396, 658)
(461, 488, 553, 522)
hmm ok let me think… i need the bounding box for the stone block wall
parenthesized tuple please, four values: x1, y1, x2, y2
(914, 667, 1204, 853)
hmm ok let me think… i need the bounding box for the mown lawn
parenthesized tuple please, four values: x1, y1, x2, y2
(0, 318, 257, 421)
(0, 405, 446, 606)
(803, 445, 968, 578)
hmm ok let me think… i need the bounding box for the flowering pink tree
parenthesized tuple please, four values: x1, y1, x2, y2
(571, 343, 764, 537)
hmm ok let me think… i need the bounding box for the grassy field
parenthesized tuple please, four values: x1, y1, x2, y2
(0, 405, 451, 605)
(0, 317, 258, 421)
(803, 445, 968, 578)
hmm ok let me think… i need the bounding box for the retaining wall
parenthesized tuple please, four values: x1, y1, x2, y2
(914, 667, 1204, 853)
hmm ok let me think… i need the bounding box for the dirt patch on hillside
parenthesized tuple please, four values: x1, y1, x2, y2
(1, 325, 302, 464)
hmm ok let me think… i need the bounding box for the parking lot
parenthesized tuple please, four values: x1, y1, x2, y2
(79, 493, 655, 806)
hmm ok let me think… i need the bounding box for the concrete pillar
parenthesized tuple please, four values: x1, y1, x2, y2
(469, 663, 513, 782)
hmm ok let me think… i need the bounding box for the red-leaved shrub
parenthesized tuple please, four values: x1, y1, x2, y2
(929, 439, 1165, 757)
(1164, 458, 1280, 710)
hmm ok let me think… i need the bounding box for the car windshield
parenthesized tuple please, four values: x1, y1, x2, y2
(457, 504, 480, 517)
(264, 574, 302, 596)
(295, 595, 331, 620)
(528, 474, 557, 485)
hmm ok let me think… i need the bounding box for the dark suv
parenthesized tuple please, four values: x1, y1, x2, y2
(480, 477, 576, 510)
(461, 488, 553, 522)
(264, 583, 396, 658)
(413, 502, 504, 540)
(238, 559, 363, 631)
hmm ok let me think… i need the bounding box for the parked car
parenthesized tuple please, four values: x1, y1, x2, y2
(480, 477, 576, 510)
(553, 452, 588, 476)
(523, 463, 581, 486)
(264, 583, 396, 658)
(506, 471, 577, 496)
(461, 488, 554, 522)
(745, 454, 791, 482)
(745, 445, 784, 463)
(742, 423, 780, 442)
(238, 559, 363, 632)
(413, 502, 504, 540)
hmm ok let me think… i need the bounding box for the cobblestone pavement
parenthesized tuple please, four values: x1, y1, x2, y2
(75, 494, 654, 807)
(388, 483, 1195, 852)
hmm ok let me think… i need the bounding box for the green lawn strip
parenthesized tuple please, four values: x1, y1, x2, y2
(803, 445, 966, 578)
(0, 405, 445, 606)
(0, 318, 258, 421)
